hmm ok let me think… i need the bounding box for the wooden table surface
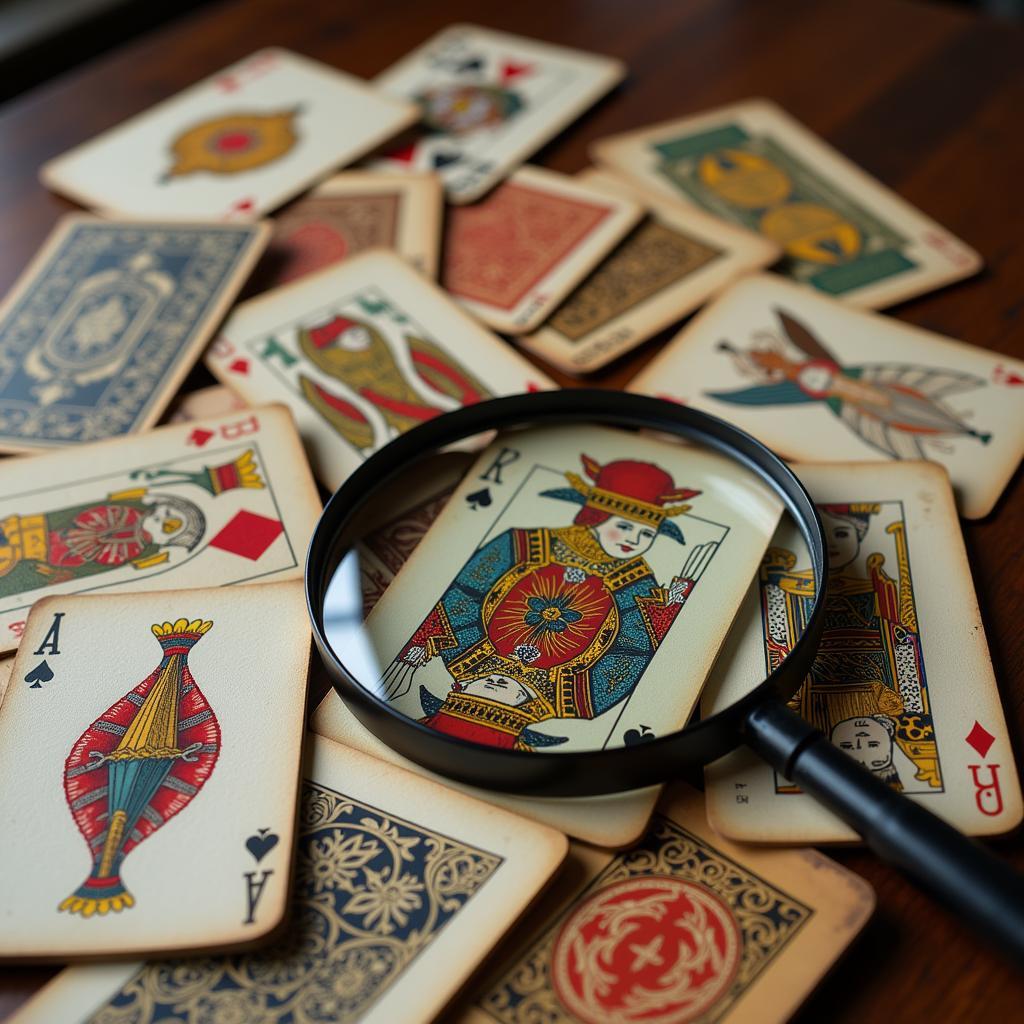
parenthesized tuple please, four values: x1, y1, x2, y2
(1, 0, 1022, 1018)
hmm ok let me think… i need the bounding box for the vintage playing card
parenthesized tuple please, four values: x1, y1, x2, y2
(703, 461, 1023, 843)
(165, 384, 248, 423)
(0, 404, 320, 655)
(0, 582, 310, 960)
(251, 170, 444, 291)
(517, 169, 780, 374)
(441, 165, 642, 333)
(41, 48, 419, 220)
(371, 24, 624, 204)
(206, 249, 554, 489)
(0, 216, 268, 452)
(8, 734, 567, 1021)
(592, 98, 981, 308)
(629, 274, 1024, 519)
(453, 785, 874, 1024)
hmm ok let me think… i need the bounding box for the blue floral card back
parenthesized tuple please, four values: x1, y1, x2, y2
(0, 216, 267, 451)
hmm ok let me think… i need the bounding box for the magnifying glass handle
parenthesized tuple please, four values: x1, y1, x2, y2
(744, 698, 1024, 965)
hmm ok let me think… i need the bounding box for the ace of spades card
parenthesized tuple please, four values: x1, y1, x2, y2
(0, 405, 320, 655)
(337, 424, 783, 756)
(206, 249, 553, 490)
(41, 49, 418, 221)
(0, 582, 310, 961)
(703, 461, 1023, 843)
(629, 273, 1024, 519)
(371, 25, 624, 203)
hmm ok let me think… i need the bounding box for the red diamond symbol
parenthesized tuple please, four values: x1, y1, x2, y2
(229, 358, 249, 375)
(209, 510, 284, 561)
(187, 428, 214, 447)
(965, 720, 996, 758)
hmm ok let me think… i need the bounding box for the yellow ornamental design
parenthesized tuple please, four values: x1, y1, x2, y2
(165, 110, 299, 178)
(760, 202, 862, 264)
(698, 148, 792, 207)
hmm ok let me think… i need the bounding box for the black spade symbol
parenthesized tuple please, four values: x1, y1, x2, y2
(624, 725, 656, 746)
(431, 150, 462, 169)
(245, 828, 280, 863)
(466, 488, 492, 510)
(24, 660, 54, 689)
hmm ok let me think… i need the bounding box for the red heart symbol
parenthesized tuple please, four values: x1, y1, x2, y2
(232, 198, 255, 213)
(501, 60, 533, 83)
(187, 428, 214, 447)
(229, 358, 250, 375)
(386, 141, 419, 164)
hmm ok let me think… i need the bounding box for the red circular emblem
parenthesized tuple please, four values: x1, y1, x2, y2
(551, 875, 741, 1023)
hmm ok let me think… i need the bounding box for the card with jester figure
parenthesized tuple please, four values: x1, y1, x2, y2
(591, 99, 981, 308)
(250, 170, 443, 291)
(206, 249, 554, 489)
(452, 785, 873, 1024)
(0, 582, 311, 960)
(629, 274, 1024, 518)
(7, 735, 567, 1023)
(0, 404, 320, 655)
(0, 216, 268, 452)
(516, 169, 780, 375)
(370, 25, 624, 204)
(41, 49, 418, 221)
(703, 461, 1022, 843)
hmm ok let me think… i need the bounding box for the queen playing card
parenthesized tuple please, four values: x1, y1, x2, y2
(41, 49, 419, 220)
(703, 461, 1023, 842)
(0, 216, 268, 452)
(0, 582, 310, 961)
(0, 405, 320, 655)
(8, 736, 567, 1022)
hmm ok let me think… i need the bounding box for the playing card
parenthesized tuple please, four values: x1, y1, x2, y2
(371, 24, 624, 204)
(592, 98, 981, 308)
(206, 249, 554, 490)
(0, 404, 320, 655)
(453, 785, 874, 1024)
(703, 461, 1023, 843)
(629, 273, 1024, 519)
(165, 384, 248, 423)
(41, 48, 419, 220)
(441, 165, 642, 333)
(0, 216, 268, 452)
(251, 170, 444, 291)
(0, 582, 310, 960)
(517, 169, 780, 374)
(7, 734, 567, 1021)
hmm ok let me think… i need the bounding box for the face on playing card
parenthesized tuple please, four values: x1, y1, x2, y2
(0, 217, 268, 452)
(591, 98, 981, 308)
(372, 25, 624, 203)
(629, 273, 1024, 519)
(0, 405, 320, 655)
(0, 582, 310, 961)
(331, 424, 782, 761)
(41, 49, 419, 220)
(10, 735, 566, 1022)
(206, 249, 553, 490)
(703, 461, 1023, 843)
(455, 785, 873, 1024)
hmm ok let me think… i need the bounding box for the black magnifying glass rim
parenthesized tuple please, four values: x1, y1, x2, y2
(306, 389, 829, 798)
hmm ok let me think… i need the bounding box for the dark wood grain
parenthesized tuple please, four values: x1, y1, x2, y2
(1, 0, 1022, 1018)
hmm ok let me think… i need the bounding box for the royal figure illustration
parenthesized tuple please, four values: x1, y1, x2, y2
(294, 314, 491, 451)
(711, 308, 991, 459)
(416, 81, 523, 136)
(0, 450, 263, 599)
(164, 110, 299, 179)
(61, 618, 220, 916)
(759, 502, 939, 792)
(380, 455, 718, 751)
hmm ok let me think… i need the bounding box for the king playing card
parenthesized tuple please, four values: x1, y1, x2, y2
(0, 404, 320, 655)
(41, 49, 419, 220)
(7, 735, 567, 1021)
(703, 461, 1023, 842)
(372, 25, 624, 204)
(0, 216, 267, 452)
(206, 249, 553, 490)
(0, 582, 310, 961)
(592, 98, 981, 308)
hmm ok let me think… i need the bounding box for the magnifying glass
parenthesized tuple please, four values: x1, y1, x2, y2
(305, 388, 1024, 962)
